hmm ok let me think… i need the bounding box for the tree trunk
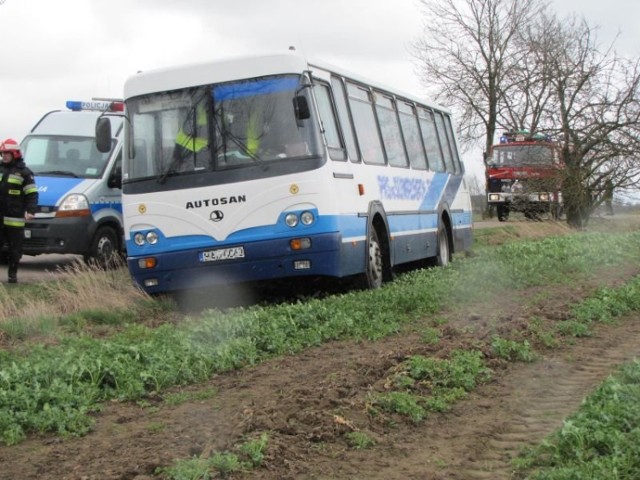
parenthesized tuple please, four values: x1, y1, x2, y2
(561, 165, 591, 229)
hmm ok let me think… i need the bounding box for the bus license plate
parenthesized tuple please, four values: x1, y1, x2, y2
(199, 246, 245, 262)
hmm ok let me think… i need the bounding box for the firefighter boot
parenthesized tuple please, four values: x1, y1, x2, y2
(7, 262, 17, 284)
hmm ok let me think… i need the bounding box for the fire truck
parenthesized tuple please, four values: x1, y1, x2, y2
(486, 130, 563, 221)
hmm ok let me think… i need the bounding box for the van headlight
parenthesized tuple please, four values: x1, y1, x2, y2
(55, 194, 91, 217)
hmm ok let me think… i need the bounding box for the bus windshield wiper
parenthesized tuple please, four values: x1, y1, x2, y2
(157, 156, 181, 184)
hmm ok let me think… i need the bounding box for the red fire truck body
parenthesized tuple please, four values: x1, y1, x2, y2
(486, 131, 563, 221)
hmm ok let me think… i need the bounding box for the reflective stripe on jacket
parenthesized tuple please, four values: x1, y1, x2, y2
(0, 159, 38, 227)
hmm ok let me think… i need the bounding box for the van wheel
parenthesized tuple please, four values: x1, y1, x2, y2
(85, 226, 119, 269)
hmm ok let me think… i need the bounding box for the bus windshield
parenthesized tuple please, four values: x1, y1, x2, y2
(489, 144, 559, 167)
(126, 74, 321, 181)
(22, 135, 113, 179)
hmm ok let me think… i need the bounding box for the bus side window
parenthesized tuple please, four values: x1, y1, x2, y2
(398, 101, 427, 170)
(418, 108, 446, 172)
(347, 82, 385, 166)
(331, 76, 360, 163)
(434, 111, 456, 173)
(375, 93, 408, 168)
(444, 114, 463, 173)
(314, 83, 346, 161)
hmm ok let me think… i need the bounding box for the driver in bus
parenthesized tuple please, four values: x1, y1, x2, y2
(172, 103, 209, 171)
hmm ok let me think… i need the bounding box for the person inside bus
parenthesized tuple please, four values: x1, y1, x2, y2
(172, 102, 210, 171)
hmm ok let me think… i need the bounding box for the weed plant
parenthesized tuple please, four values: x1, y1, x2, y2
(515, 359, 640, 479)
(157, 433, 268, 479)
(372, 350, 491, 422)
(1, 231, 640, 444)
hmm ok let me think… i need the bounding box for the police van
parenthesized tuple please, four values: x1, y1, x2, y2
(20, 99, 125, 265)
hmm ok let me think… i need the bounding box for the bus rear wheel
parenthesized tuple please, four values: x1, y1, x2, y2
(435, 224, 451, 267)
(363, 227, 384, 289)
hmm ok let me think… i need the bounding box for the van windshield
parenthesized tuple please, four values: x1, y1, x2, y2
(22, 135, 113, 179)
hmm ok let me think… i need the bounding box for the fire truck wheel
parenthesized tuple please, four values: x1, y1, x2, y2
(497, 205, 509, 222)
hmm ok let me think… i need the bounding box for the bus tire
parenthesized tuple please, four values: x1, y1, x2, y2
(85, 226, 119, 269)
(435, 224, 451, 267)
(363, 227, 384, 289)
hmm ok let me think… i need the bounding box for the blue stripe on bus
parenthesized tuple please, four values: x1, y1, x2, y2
(419, 173, 449, 210)
(125, 208, 473, 256)
(442, 175, 463, 205)
(213, 77, 299, 101)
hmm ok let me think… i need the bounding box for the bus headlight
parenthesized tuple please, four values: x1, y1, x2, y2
(539, 193, 550, 202)
(134, 233, 146, 246)
(133, 230, 160, 246)
(300, 211, 315, 226)
(146, 231, 159, 245)
(285, 213, 299, 227)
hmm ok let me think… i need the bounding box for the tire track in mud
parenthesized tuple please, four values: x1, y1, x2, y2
(456, 317, 640, 479)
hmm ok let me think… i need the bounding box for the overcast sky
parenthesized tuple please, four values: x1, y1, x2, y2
(1, 0, 638, 181)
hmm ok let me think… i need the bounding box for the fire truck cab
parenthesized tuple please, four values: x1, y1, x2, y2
(486, 130, 563, 221)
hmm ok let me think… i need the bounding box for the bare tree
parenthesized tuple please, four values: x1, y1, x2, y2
(413, 0, 546, 163)
(414, 0, 640, 227)
(531, 14, 640, 226)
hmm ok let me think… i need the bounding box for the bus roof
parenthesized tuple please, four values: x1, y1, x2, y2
(307, 59, 450, 114)
(124, 52, 451, 114)
(124, 53, 309, 99)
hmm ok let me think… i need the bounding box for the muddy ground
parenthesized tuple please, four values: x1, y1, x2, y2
(1, 216, 639, 480)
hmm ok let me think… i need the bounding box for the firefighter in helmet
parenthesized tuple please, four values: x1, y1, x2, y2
(0, 138, 38, 283)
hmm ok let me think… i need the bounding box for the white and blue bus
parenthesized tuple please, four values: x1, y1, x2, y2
(108, 53, 473, 294)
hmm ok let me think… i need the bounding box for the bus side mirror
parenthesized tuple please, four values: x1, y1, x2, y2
(96, 117, 113, 153)
(293, 95, 310, 120)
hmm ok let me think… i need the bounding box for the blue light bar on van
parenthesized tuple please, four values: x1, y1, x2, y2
(66, 100, 124, 112)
